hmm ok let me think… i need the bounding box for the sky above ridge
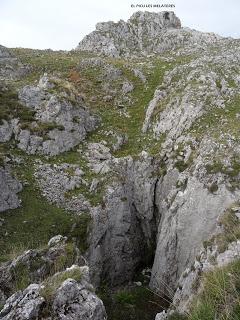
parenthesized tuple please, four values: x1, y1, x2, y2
(0, 0, 239, 50)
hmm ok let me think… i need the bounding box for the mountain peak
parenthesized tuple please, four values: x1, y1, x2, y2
(76, 11, 219, 57)
(128, 10, 181, 28)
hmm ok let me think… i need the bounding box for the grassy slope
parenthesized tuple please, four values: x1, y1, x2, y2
(170, 259, 240, 320)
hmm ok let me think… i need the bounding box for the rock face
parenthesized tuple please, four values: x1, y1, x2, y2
(52, 268, 106, 320)
(76, 11, 221, 57)
(87, 153, 159, 286)
(0, 167, 22, 212)
(150, 175, 240, 295)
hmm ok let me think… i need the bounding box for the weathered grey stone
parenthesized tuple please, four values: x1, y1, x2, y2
(34, 162, 91, 213)
(87, 153, 158, 286)
(150, 176, 240, 296)
(0, 236, 81, 306)
(77, 11, 182, 57)
(0, 167, 22, 212)
(52, 266, 107, 320)
(0, 45, 29, 80)
(0, 266, 106, 320)
(0, 284, 44, 320)
(76, 11, 224, 58)
(0, 120, 15, 142)
(17, 75, 100, 156)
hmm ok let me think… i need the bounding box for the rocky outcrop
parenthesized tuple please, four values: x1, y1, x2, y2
(0, 265, 106, 320)
(17, 75, 99, 156)
(0, 166, 22, 212)
(76, 11, 222, 57)
(0, 235, 82, 306)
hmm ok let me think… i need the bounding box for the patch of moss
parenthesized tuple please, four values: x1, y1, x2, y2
(202, 205, 240, 254)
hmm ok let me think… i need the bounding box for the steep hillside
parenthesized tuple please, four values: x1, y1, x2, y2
(1, 11, 240, 320)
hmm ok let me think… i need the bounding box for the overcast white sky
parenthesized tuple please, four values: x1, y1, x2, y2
(0, 0, 239, 50)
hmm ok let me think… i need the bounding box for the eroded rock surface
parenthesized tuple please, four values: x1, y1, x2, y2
(17, 74, 99, 156)
(0, 167, 22, 212)
(0, 265, 106, 320)
(76, 11, 223, 57)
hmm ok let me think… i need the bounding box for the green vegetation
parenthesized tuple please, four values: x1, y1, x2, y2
(0, 153, 91, 262)
(190, 259, 240, 320)
(0, 188, 91, 262)
(202, 205, 240, 253)
(166, 260, 240, 320)
(168, 313, 188, 320)
(0, 85, 35, 122)
(214, 207, 240, 253)
(10, 48, 96, 85)
(12, 261, 30, 291)
(99, 285, 168, 320)
(40, 267, 82, 302)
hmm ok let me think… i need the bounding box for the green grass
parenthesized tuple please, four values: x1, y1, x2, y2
(99, 285, 168, 320)
(169, 259, 240, 320)
(189, 259, 240, 320)
(0, 154, 91, 262)
(40, 267, 82, 299)
(0, 185, 91, 262)
(40, 266, 82, 317)
(0, 85, 35, 122)
(201, 205, 240, 254)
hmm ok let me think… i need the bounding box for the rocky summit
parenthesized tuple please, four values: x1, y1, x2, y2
(1, 10, 240, 320)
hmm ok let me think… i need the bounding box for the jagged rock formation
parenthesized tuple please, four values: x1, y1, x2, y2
(0, 265, 106, 320)
(17, 74, 99, 156)
(0, 167, 22, 212)
(0, 235, 83, 306)
(76, 11, 221, 57)
(155, 206, 240, 319)
(0, 236, 106, 319)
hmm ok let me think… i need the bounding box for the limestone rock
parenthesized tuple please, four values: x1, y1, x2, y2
(0, 45, 29, 80)
(0, 235, 81, 306)
(52, 266, 106, 320)
(0, 166, 22, 212)
(17, 75, 100, 156)
(76, 11, 222, 57)
(150, 175, 240, 296)
(87, 153, 158, 286)
(0, 119, 19, 143)
(0, 266, 106, 320)
(0, 284, 44, 320)
(77, 11, 181, 57)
